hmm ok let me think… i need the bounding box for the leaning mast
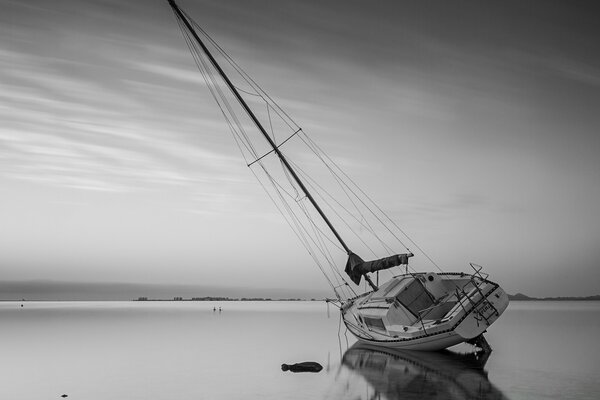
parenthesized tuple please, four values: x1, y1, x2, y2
(167, 1, 352, 253)
(168, 0, 386, 291)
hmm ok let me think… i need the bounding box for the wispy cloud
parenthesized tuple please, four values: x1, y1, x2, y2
(131, 62, 208, 86)
(0, 41, 245, 198)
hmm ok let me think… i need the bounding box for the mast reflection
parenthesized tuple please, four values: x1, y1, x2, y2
(336, 343, 508, 400)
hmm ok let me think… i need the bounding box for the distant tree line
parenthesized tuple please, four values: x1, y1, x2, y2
(135, 296, 316, 301)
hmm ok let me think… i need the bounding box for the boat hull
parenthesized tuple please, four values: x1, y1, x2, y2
(354, 330, 466, 351)
(341, 273, 509, 351)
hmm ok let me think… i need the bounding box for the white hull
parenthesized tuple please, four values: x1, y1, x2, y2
(354, 330, 465, 351)
(341, 272, 509, 351)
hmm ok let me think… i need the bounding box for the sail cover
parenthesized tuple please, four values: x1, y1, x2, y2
(345, 252, 413, 285)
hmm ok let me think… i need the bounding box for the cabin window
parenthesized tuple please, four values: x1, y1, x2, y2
(363, 317, 386, 331)
(381, 278, 405, 296)
(395, 279, 434, 317)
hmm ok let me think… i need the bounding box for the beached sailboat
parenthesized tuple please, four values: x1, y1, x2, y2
(166, 0, 509, 351)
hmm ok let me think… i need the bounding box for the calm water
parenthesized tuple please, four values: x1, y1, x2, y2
(1, 301, 599, 400)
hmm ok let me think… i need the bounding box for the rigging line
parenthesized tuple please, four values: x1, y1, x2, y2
(295, 210, 347, 284)
(252, 165, 317, 267)
(289, 159, 384, 258)
(314, 216, 343, 279)
(285, 216, 340, 293)
(295, 178, 384, 262)
(183, 22, 262, 161)
(184, 11, 300, 132)
(300, 134, 366, 219)
(269, 162, 345, 275)
(266, 181, 337, 291)
(296, 197, 345, 284)
(298, 199, 343, 287)
(279, 156, 302, 201)
(262, 183, 335, 293)
(197, 51, 261, 159)
(254, 162, 302, 204)
(229, 122, 250, 164)
(258, 162, 339, 290)
(186, 47, 255, 163)
(303, 134, 422, 257)
(178, 19, 249, 157)
(266, 103, 276, 144)
(292, 197, 344, 253)
(260, 156, 345, 251)
(188, 21, 299, 131)
(274, 160, 350, 266)
(298, 136, 420, 276)
(293, 168, 411, 281)
(234, 85, 262, 97)
(293, 165, 379, 259)
(299, 134, 391, 250)
(297, 134, 395, 255)
(304, 133, 414, 247)
(178, 20, 259, 161)
(247, 128, 302, 167)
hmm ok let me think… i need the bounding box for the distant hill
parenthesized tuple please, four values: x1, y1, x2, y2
(509, 293, 600, 301)
(509, 293, 535, 300)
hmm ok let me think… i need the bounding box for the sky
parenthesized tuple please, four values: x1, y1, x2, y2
(1, 0, 599, 299)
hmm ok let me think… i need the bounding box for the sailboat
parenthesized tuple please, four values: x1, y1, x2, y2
(166, 0, 509, 351)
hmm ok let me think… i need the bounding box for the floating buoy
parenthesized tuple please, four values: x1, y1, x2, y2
(281, 361, 322, 373)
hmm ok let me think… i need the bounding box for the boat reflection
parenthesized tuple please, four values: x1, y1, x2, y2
(335, 343, 508, 400)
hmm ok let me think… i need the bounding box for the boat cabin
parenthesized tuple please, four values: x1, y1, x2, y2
(353, 273, 461, 334)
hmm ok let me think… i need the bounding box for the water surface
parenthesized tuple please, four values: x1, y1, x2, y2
(1, 300, 598, 399)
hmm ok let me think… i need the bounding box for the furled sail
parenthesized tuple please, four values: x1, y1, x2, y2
(345, 252, 414, 285)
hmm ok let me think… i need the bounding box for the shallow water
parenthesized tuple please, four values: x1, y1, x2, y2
(1, 300, 598, 399)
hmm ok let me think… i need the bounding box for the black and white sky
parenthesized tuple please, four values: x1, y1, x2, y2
(2, 0, 599, 298)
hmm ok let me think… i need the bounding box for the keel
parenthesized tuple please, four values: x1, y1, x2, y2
(467, 334, 492, 354)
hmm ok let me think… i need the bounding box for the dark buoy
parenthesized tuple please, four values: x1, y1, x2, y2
(61, 395, 68, 398)
(281, 361, 323, 373)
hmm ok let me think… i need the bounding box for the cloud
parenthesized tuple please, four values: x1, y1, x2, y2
(131, 62, 208, 85)
(0, 40, 249, 199)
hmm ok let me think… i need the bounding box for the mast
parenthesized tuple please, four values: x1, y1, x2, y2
(167, 0, 352, 256)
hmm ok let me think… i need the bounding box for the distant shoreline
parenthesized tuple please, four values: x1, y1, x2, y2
(508, 293, 600, 301)
(133, 297, 317, 302)
(3, 280, 597, 302)
(3, 295, 599, 302)
(1, 298, 321, 302)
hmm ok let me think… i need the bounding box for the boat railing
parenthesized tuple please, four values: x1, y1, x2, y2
(415, 264, 500, 329)
(468, 263, 500, 321)
(415, 301, 448, 329)
(416, 306, 435, 334)
(469, 263, 490, 282)
(447, 264, 499, 326)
